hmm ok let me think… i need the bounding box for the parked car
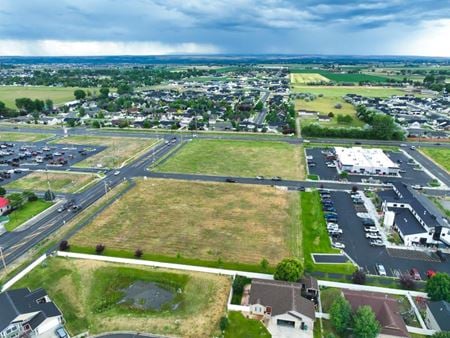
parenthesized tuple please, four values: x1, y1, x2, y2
(362, 218, 375, 226)
(271, 176, 282, 181)
(376, 264, 387, 276)
(332, 242, 345, 249)
(326, 217, 338, 223)
(328, 229, 343, 235)
(256, 176, 264, 180)
(323, 207, 336, 212)
(327, 224, 339, 231)
(410, 268, 422, 280)
(369, 239, 385, 247)
(364, 227, 379, 233)
(366, 233, 381, 239)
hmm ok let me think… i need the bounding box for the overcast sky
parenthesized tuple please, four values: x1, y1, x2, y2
(0, 0, 449, 56)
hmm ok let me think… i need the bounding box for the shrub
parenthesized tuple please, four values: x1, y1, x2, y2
(330, 296, 352, 334)
(134, 248, 143, 258)
(0, 187, 6, 196)
(426, 272, 450, 302)
(260, 258, 269, 272)
(95, 244, 105, 254)
(219, 316, 229, 331)
(274, 258, 303, 282)
(352, 268, 366, 285)
(59, 240, 70, 251)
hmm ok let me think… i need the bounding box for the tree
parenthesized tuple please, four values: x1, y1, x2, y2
(74, 89, 86, 100)
(370, 114, 397, 140)
(44, 189, 55, 201)
(431, 332, 450, 338)
(353, 305, 381, 338)
(329, 296, 352, 334)
(95, 244, 105, 254)
(117, 83, 133, 95)
(328, 112, 334, 118)
(274, 258, 303, 282)
(45, 99, 54, 112)
(7, 193, 24, 210)
(260, 258, 269, 272)
(0, 187, 6, 196)
(352, 185, 358, 193)
(219, 316, 229, 331)
(399, 274, 416, 290)
(92, 120, 101, 128)
(59, 240, 70, 251)
(352, 268, 366, 285)
(426, 272, 450, 302)
(99, 86, 110, 99)
(143, 119, 151, 128)
(134, 248, 143, 258)
(339, 171, 349, 180)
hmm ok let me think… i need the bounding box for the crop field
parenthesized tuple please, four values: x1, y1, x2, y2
(0, 86, 87, 109)
(14, 257, 230, 338)
(420, 148, 450, 172)
(0, 132, 52, 142)
(71, 179, 301, 266)
(292, 85, 405, 97)
(53, 135, 158, 168)
(290, 73, 330, 84)
(5, 171, 99, 193)
(290, 69, 390, 83)
(156, 139, 305, 180)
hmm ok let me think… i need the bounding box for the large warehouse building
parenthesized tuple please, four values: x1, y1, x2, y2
(334, 146, 399, 175)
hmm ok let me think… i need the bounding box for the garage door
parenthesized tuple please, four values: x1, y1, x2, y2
(277, 319, 295, 327)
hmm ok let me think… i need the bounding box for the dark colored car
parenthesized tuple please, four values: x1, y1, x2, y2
(225, 178, 236, 183)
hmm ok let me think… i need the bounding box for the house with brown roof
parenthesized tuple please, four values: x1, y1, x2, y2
(342, 289, 410, 338)
(248, 279, 316, 338)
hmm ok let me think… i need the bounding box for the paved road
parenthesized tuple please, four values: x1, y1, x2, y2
(254, 91, 270, 126)
(405, 148, 450, 187)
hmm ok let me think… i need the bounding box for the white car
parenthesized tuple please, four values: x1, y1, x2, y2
(332, 242, 346, 249)
(256, 176, 265, 180)
(366, 233, 381, 239)
(114, 170, 120, 176)
(376, 264, 387, 276)
(364, 227, 379, 233)
(370, 239, 385, 247)
(327, 224, 339, 230)
(303, 139, 310, 143)
(326, 163, 336, 168)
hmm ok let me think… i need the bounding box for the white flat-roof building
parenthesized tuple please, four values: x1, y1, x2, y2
(335, 147, 399, 175)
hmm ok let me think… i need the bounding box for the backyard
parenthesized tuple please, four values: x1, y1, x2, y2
(420, 147, 450, 172)
(4, 171, 99, 193)
(70, 179, 301, 269)
(224, 312, 271, 338)
(13, 257, 230, 338)
(53, 135, 158, 168)
(156, 139, 305, 180)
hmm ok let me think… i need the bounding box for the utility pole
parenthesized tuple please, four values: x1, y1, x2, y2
(0, 246, 7, 274)
(104, 180, 109, 197)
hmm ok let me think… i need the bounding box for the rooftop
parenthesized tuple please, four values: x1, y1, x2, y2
(334, 147, 398, 169)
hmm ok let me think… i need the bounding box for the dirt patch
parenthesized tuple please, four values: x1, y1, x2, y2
(119, 281, 177, 310)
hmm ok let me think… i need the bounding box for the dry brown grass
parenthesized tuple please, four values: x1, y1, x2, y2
(54, 135, 158, 168)
(4, 171, 98, 193)
(72, 179, 300, 265)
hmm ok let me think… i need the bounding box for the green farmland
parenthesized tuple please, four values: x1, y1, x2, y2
(0, 86, 88, 109)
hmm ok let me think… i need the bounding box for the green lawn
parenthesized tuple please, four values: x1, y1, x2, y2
(156, 139, 305, 180)
(14, 257, 230, 337)
(0, 86, 89, 109)
(292, 85, 405, 97)
(300, 191, 355, 274)
(420, 148, 450, 172)
(224, 312, 271, 338)
(4, 199, 53, 231)
(0, 132, 52, 142)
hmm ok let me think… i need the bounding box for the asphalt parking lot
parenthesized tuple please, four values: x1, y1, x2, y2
(306, 148, 433, 186)
(0, 140, 105, 185)
(326, 190, 450, 278)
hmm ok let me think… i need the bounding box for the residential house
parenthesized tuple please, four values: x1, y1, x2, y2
(0, 288, 67, 338)
(0, 197, 10, 216)
(425, 300, 450, 332)
(342, 289, 410, 338)
(248, 278, 316, 338)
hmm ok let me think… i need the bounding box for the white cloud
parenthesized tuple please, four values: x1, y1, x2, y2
(0, 40, 221, 56)
(393, 19, 450, 57)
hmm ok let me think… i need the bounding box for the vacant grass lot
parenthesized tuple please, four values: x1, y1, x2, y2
(4, 199, 53, 231)
(5, 171, 99, 193)
(0, 132, 51, 142)
(0, 86, 88, 109)
(156, 139, 305, 180)
(72, 179, 301, 267)
(290, 73, 330, 84)
(301, 191, 354, 274)
(420, 148, 450, 172)
(290, 69, 390, 83)
(224, 312, 271, 338)
(53, 135, 158, 168)
(14, 257, 230, 338)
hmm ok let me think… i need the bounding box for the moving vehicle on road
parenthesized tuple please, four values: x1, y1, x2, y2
(225, 178, 236, 183)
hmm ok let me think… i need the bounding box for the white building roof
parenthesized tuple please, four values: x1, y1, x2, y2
(335, 147, 399, 169)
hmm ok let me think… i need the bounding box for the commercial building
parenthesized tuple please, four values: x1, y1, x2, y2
(334, 147, 399, 175)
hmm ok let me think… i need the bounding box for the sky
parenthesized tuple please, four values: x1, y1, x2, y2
(0, 0, 449, 57)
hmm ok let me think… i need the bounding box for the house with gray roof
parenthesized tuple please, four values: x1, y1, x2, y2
(0, 288, 66, 338)
(248, 278, 316, 338)
(425, 300, 450, 332)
